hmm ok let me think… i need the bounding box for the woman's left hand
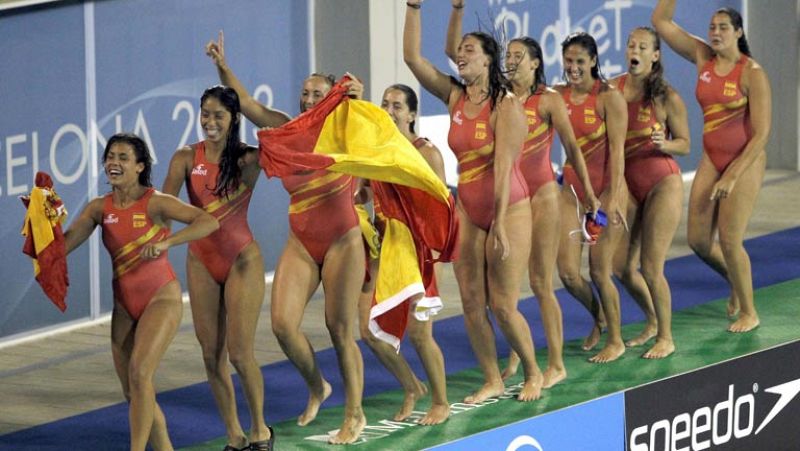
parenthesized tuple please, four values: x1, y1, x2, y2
(490, 219, 510, 260)
(710, 174, 737, 200)
(343, 73, 364, 100)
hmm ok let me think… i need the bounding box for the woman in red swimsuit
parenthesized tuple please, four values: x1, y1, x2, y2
(64, 133, 218, 451)
(653, 1, 771, 332)
(162, 86, 273, 450)
(205, 32, 367, 444)
(554, 32, 629, 364)
(609, 27, 690, 359)
(405, 0, 544, 403)
(446, 1, 600, 387)
(356, 84, 450, 425)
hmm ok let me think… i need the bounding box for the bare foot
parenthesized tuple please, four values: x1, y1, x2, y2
(727, 293, 740, 318)
(393, 380, 428, 421)
(501, 351, 520, 381)
(517, 372, 544, 402)
(588, 342, 625, 363)
(417, 403, 450, 425)
(463, 381, 505, 404)
(582, 321, 605, 351)
(328, 412, 366, 445)
(626, 324, 657, 347)
(297, 380, 332, 426)
(642, 338, 675, 359)
(542, 366, 567, 389)
(728, 313, 759, 333)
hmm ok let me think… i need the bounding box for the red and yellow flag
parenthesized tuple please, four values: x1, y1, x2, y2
(20, 172, 69, 312)
(259, 76, 458, 348)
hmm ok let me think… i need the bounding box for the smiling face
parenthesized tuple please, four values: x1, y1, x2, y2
(381, 88, 415, 133)
(505, 40, 537, 85)
(626, 29, 660, 77)
(563, 44, 596, 86)
(103, 142, 143, 187)
(300, 75, 332, 112)
(200, 96, 234, 144)
(456, 35, 490, 82)
(708, 13, 742, 53)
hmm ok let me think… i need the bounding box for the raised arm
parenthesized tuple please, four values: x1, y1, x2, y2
(205, 31, 292, 128)
(652, 0, 712, 65)
(602, 88, 629, 225)
(546, 91, 601, 213)
(143, 193, 219, 259)
(491, 94, 526, 259)
(64, 198, 103, 254)
(161, 147, 192, 197)
(403, 1, 456, 105)
(712, 64, 771, 199)
(657, 89, 690, 156)
(444, 0, 465, 63)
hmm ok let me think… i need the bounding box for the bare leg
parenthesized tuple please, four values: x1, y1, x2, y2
(124, 283, 183, 450)
(487, 202, 542, 402)
(527, 182, 566, 388)
(223, 243, 271, 443)
(588, 190, 626, 363)
(639, 175, 682, 358)
(408, 314, 449, 425)
(454, 206, 504, 404)
(358, 257, 426, 422)
(557, 188, 605, 351)
(718, 153, 766, 332)
(613, 197, 657, 347)
(322, 227, 367, 445)
(186, 254, 247, 449)
(687, 155, 739, 317)
(271, 235, 330, 427)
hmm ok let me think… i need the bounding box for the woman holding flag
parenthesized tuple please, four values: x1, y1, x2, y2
(404, 1, 544, 403)
(356, 84, 450, 425)
(63, 133, 218, 450)
(205, 31, 368, 444)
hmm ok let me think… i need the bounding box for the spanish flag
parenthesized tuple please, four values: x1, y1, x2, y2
(21, 172, 69, 312)
(259, 76, 458, 348)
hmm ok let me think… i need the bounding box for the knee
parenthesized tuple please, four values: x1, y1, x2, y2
(226, 343, 254, 371)
(271, 318, 295, 344)
(325, 318, 351, 346)
(529, 274, 553, 298)
(488, 301, 515, 326)
(589, 266, 611, 286)
(127, 363, 151, 394)
(407, 325, 430, 351)
(688, 234, 711, 259)
(558, 267, 583, 290)
(640, 260, 663, 287)
(359, 322, 381, 348)
(717, 233, 742, 257)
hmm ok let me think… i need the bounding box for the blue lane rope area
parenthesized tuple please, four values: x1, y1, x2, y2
(1, 226, 799, 450)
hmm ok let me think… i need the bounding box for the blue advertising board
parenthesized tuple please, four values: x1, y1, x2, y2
(0, 0, 309, 338)
(429, 393, 625, 450)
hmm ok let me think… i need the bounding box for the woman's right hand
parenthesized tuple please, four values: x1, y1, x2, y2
(205, 30, 227, 69)
(406, 0, 422, 7)
(452, 0, 464, 7)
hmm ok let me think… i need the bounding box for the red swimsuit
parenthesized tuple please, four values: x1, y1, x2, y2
(520, 88, 556, 197)
(561, 80, 611, 203)
(619, 75, 681, 204)
(282, 169, 358, 265)
(186, 142, 255, 284)
(695, 55, 751, 173)
(447, 94, 529, 230)
(102, 188, 176, 320)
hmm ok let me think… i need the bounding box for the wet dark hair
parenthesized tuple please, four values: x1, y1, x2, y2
(386, 84, 419, 133)
(463, 31, 510, 108)
(631, 27, 670, 104)
(509, 37, 547, 92)
(561, 32, 605, 82)
(715, 7, 751, 56)
(103, 133, 152, 187)
(308, 72, 336, 87)
(201, 85, 243, 198)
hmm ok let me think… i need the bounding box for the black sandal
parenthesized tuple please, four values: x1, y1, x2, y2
(248, 426, 275, 451)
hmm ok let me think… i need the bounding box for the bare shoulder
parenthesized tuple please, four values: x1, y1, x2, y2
(551, 83, 568, 94)
(607, 73, 624, 89)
